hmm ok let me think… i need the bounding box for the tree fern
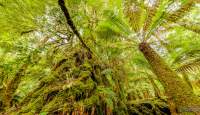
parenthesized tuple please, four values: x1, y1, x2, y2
(176, 58, 200, 73)
(177, 20, 200, 34)
(0, 0, 200, 114)
(143, 0, 161, 34)
(123, 0, 144, 32)
(0, 0, 55, 34)
(166, 0, 194, 22)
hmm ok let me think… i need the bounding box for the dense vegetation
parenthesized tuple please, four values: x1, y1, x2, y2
(0, 0, 200, 114)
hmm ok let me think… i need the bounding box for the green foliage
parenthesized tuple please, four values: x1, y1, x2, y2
(0, 0, 200, 114)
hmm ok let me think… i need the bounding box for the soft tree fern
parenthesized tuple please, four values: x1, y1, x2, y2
(0, 0, 200, 114)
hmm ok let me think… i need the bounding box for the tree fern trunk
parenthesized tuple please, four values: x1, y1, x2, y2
(139, 42, 200, 114)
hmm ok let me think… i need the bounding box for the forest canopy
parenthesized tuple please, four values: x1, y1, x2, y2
(0, 0, 200, 114)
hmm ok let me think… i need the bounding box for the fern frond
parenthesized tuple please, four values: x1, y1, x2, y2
(96, 25, 122, 40)
(172, 49, 200, 65)
(177, 20, 200, 34)
(176, 58, 200, 73)
(96, 11, 131, 40)
(166, 0, 194, 23)
(123, 0, 143, 32)
(153, 33, 172, 53)
(105, 11, 131, 35)
(143, 0, 161, 33)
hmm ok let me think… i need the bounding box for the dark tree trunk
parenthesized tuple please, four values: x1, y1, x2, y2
(139, 42, 200, 114)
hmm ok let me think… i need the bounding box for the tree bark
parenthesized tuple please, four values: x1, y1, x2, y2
(139, 42, 200, 114)
(58, 0, 93, 54)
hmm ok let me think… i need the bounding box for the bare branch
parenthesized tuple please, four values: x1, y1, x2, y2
(58, 0, 93, 54)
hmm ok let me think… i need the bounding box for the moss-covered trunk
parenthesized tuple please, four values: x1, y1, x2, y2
(139, 42, 200, 114)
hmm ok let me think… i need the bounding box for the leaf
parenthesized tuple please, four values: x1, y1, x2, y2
(143, 0, 161, 33)
(40, 112, 48, 115)
(124, 0, 144, 32)
(176, 58, 200, 73)
(166, 0, 194, 22)
(177, 20, 200, 34)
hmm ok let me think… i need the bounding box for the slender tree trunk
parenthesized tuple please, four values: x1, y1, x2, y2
(139, 42, 200, 114)
(58, 0, 93, 54)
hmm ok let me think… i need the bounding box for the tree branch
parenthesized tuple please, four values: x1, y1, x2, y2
(58, 0, 93, 54)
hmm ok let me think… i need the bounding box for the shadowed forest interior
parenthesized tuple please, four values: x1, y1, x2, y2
(0, 0, 200, 114)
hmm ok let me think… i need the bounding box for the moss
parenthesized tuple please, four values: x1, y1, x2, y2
(127, 98, 170, 115)
(1, 48, 129, 115)
(40, 96, 65, 113)
(139, 42, 200, 114)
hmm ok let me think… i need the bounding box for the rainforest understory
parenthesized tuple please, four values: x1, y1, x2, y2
(0, 0, 200, 115)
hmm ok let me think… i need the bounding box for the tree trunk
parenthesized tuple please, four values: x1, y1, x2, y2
(139, 42, 200, 114)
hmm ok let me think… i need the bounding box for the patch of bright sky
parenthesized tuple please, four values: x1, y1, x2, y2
(144, 0, 157, 7)
(166, 1, 181, 13)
